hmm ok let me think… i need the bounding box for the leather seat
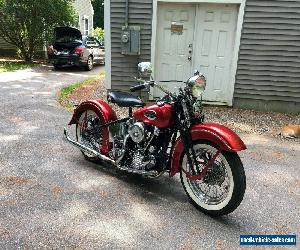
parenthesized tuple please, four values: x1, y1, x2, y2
(107, 91, 145, 107)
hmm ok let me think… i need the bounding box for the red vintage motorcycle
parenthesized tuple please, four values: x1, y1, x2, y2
(64, 63, 246, 216)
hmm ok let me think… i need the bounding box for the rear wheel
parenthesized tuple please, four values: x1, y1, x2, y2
(76, 110, 103, 161)
(85, 55, 93, 71)
(180, 141, 246, 216)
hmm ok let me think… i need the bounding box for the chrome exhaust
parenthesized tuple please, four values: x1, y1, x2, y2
(64, 127, 161, 178)
(116, 164, 159, 177)
(63, 127, 116, 165)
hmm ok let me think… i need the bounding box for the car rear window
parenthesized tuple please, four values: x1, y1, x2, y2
(83, 37, 101, 47)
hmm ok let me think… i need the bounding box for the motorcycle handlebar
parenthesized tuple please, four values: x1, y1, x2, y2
(130, 80, 174, 98)
(130, 84, 146, 92)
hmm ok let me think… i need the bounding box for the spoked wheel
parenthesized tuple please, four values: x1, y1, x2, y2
(76, 110, 103, 161)
(180, 141, 246, 216)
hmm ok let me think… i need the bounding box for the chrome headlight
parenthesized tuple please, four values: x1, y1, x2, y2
(187, 73, 206, 99)
(138, 62, 153, 78)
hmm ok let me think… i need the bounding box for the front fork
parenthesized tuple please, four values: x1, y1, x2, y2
(180, 127, 200, 175)
(179, 126, 221, 181)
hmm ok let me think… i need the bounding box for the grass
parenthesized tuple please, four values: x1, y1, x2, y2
(0, 61, 37, 73)
(58, 72, 105, 110)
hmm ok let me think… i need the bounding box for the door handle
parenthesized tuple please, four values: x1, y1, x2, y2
(188, 56, 192, 61)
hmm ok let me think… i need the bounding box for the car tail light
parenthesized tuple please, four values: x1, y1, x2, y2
(74, 47, 84, 55)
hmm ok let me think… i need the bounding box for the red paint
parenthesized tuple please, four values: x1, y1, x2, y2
(182, 149, 221, 180)
(169, 122, 246, 176)
(133, 103, 174, 129)
(69, 100, 117, 155)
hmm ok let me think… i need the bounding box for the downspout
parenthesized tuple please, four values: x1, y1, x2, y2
(125, 0, 129, 27)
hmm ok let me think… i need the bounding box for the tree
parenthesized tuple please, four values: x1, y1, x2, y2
(91, 0, 104, 29)
(93, 27, 104, 43)
(0, 0, 77, 62)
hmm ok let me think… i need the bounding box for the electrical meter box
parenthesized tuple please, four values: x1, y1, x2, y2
(121, 26, 140, 55)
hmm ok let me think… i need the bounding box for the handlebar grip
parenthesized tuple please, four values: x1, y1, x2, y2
(130, 84, 146, 92)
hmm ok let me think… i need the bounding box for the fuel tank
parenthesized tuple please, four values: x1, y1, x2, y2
(133, 103, 174, 128)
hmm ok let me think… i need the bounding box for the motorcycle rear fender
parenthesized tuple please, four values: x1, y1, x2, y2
(68, 100, 117, 155)
(170, 123, 246, 177)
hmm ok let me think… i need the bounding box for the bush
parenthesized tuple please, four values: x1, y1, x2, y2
(0, 0, 77, 62)
(93, 27, 104, 44)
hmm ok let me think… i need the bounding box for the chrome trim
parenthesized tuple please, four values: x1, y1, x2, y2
(116, 164, 159, 177)
(115, 135, 130, 164)
(64, 127, 116, 165)
(64, 127, 160, 178)
(128, 122, 145, 143)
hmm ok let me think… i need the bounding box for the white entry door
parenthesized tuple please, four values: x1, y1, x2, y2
(154, 3, 195, 97)
(154, 3, 238, 104)
(194, 4, 238, 103)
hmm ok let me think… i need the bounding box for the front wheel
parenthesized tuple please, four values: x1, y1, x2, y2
(180, 141, 246, 216)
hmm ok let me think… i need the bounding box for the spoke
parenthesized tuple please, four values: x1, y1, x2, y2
(79, 113, 103, 151)
(215, 186, 220, 198)
(185, 145, 231, 205)
(213, 185, 218, 198)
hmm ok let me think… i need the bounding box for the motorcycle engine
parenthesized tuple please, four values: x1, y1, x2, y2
(128, 122, 145, 143)
(109, 119, 161, 172)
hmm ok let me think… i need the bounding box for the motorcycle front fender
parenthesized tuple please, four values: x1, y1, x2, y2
(169, 122, 246, 177)
(68, 100, 117, 155)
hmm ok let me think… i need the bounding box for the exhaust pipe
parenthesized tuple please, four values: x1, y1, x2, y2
(63, 127, 116, 165)
(63, 128, 161, 178)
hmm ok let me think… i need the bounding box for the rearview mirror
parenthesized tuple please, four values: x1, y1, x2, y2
(138, 62, 152, 78)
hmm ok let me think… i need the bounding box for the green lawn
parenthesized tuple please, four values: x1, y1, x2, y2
(0, 61, 36, 73)
(58, 73, 105, 110)
(59, 76, 99, 102)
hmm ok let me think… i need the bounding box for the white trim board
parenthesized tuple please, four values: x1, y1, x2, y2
(151, 0, 246, 105)
(104, 0, 111, 89)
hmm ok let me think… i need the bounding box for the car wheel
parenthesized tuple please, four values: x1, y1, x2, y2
(85, 56, 93, 71)
(53, 64, 61, 70)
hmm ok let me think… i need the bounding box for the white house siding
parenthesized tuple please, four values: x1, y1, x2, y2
(234, 0, 300, 114)
(74, 0, 94, 36)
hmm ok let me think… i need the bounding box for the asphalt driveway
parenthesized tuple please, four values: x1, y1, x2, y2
(0, 65, 299, 249)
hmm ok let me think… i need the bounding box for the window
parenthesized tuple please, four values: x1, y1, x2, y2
(85, 18, 89, 35)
